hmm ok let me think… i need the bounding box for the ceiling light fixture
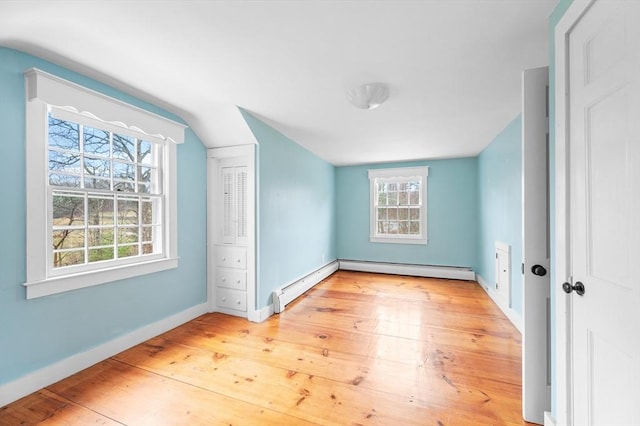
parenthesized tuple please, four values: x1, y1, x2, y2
(346, 82, 390, 110)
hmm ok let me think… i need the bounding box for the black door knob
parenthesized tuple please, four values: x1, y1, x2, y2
(531, 264, 547, 276)
(562, 281, 585, 296)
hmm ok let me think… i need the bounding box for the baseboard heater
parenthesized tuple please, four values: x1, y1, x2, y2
(272, 260, 340, 313)
(338, 260, 475, 281)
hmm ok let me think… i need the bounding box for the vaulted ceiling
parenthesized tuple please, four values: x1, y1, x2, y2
(0, 0, 556, 165)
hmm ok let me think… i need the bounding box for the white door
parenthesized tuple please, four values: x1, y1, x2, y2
(568, 1, 640, 424)
(521, 66, 551, 425)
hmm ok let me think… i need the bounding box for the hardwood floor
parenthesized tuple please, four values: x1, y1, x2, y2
(0, 271, 532, 425)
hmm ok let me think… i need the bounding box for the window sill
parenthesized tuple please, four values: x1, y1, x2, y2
(23, 257, 179, 299)
(370, 236, 427, 245)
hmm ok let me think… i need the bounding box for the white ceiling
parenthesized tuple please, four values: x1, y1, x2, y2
(0, 0, 556, 166)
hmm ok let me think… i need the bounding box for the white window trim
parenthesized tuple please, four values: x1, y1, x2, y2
(368, 166, 428, 245)
(23, 68, 186, 299)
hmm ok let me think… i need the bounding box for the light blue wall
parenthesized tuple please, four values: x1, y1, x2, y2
(549, 0, 574, 417)
(477, 116, 523, 314)
(0, 47, 208, 385)
(240, 111, 337, 309)
(336, 158, 478, 269)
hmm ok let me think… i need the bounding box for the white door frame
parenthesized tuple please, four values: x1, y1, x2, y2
(207, 144, 258, 320)
(554, 1, 594, 424)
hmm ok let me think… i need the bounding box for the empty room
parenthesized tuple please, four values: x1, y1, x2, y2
(1, 1, 638, 425)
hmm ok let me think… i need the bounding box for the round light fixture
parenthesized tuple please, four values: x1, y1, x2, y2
(346, 82, 390, 109)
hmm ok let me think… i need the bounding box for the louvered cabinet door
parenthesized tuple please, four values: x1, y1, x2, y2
(220, 165, 247, 245)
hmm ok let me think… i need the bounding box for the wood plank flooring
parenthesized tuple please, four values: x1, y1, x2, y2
(0, 271, 533, 425)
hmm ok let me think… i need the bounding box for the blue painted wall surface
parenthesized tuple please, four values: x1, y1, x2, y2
(0, 47, 208, 385)
(477, 116, 523, 314)
(240, 111, 337, 309)
(549, 0, 574, 417)
(336, 158, 478, 269)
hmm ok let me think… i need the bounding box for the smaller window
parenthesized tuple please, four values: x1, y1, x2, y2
(369, 166, 428, 244)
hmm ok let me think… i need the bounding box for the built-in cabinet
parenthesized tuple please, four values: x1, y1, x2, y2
(207, 145, 255, 319)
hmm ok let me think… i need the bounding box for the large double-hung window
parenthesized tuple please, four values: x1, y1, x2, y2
(24, 69, 186, 299)
(48, 112, 162, 269)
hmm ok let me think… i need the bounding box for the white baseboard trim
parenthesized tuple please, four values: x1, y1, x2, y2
(338, 260, 475, 281)
(544, 411, 556, 426)
(247, 304, 274, 323)
(272, 260, 340, 314)
(476, 274, 523, 332)
(0, 302, 208, 407)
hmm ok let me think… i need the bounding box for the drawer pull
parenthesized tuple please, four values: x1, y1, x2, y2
(236, 300, 241, 305)
(221, 257, 226, 262)
(237, 280, 241, 284)
(222, 297, 227, 302)
(221, 277, 226, 282)
(236, 258, 241, 263)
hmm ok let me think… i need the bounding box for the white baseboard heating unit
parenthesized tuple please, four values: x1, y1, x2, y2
(272, 260, 339, 313)
(338, 260, 475, 281)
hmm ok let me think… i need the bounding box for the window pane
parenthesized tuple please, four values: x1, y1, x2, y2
(113, 162, 135, 180)
(388, 207, 398, 220)
(398, 191, 408, 205)
(388, 222, 398, 234)
(142, 243, 154, 254)
(138, 166, 154, 183)
(88, 228, 114, 247)
(49, 150, 81, 174)
(53, 229, 84, 250)
(387, 183, 397, 192)
(409, 207, 420, 220)
(88, 195, 114, 225)
(83, 126, 110, 156)
(398, 207, 409, 220)
(113, 134, 135, 161)
(138, 140, 154, 165)
(53, 250, 84, 268)
(48, 116, 79, 151)
(117, 197, 139, 225)
(118, 227, 139, 244)
(141, 226, 154, 243)
(409, 189, 420, 205)
(84, 177, 110, 190)
(377, 207, 387, 220)
(377, 191, 387, 206)
(138, 183, 151, 194)
(118, 245, 139, 258)
(113, 181, 135, 192)
(49, 173, 81, 187)
(398, 221, 409, 235)
(53, 193, 84, 227)
(89, 247, 114, 263)
(388, 191, 398, 205)
(84, 156, 110, 177)
(409, 221, 420, 234)
(378, 221, 388, 234)
(141, 199, 154, 225)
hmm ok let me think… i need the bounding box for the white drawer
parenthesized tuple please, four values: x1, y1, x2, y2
(216, 246, 246, 269)
(217, 268, 246, 290)
(217, 288, 247, 312)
